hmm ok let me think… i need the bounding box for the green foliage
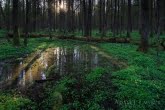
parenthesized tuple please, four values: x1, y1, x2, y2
(1, 32, 165, 110)
(130, 31, 140, 41)
(160, 34, 165, 39)
(0, 38, 87, 61)
(0, 38, 47, 60)
(99, 43, 165, 110)
(41, 90, 63, 110)
(0, 93, 36, 110)
(106, 31, 113, 37)
(132, 56, 156, 68)
(112, 66, 165, 110)
(46, 64, 58, 77)
(0, 29, 7, 38)
(41, 67, 115, 110)
(55, 77, 76, 93)
(86, 67, 106, 82)
(99, 43, 139, 62)
(159, 65, 165, 72)
(99, 43, 165, 66)
(41, 77, 75, 110)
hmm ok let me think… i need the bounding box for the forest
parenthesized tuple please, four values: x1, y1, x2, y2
(0, 0, 165, 110)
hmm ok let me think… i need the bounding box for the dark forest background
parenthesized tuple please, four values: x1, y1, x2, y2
(0, 0, 165, 51)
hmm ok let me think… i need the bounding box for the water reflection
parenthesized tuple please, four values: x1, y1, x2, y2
(41, 72, 46, 80)
(0, 46, 113, 88)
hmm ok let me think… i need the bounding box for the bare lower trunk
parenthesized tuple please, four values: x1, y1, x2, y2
(13, 0, 20, 46)
(138, 0, 149, 52)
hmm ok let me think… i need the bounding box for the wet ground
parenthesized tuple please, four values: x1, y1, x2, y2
(0, 45, 115, 89)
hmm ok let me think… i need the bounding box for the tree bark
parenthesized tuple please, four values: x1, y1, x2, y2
(24, 0, 30, 46)
(127, 0, 132, 38)
(13, 0, 20, 46)
(48, 0, 53, 39)
(138, 0, 149, 52)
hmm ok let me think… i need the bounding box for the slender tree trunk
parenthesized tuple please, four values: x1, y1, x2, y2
(138, 0, 149, 52)
(48, 0, 53, 39)
(117, 0, 120, 35)
(110, 0, 113, 31)
(24, 0, 30, 46)
(103, 0, 106, 36)
(0, 0, 6, 27)
(149, 0, 153, 37)
(127, 0, 132, 38)
(82, 0, 87, 37)
(99, 0, 102, 33)
(0, 1, 2, 29)
(13, 0, 20, 46)
(32, 0, 37, 31)
(43, 0, 46, 29)
(113, 0, 117, 37)
(7, 0, 11, 31)
(160, 0, 165, 33)
(67, 0, 71, 32)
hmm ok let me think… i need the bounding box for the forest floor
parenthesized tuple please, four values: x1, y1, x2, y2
(0, 31, 165, 109)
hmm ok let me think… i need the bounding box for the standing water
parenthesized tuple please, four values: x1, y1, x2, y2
(0, 46, 114, 89)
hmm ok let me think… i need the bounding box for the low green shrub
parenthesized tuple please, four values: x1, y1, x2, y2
(0, 93, 36, 110)
(41, 67, 115, 110)
(112, 66, 165, 110)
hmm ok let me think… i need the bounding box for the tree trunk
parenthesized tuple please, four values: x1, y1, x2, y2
(149, 0, 153, 37)
(127, 0, 132, 38)
(0, 0, 6, 27)
(13, 0, 20, 46)
(7, 0, 11, 31)
(48, 0, 53, 39)
(138, 0, 149, 52)
(82, 0, 87, 37)
(24, 0, 30, 46)
(113, 0, 117, 37)
(32, 0, 37, 31)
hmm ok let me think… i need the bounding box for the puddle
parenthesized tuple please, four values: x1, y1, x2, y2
(0, 46, 114, 88)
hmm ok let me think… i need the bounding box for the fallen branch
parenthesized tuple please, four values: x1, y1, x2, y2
(35, 77, 58, 83)
(58, 36, 130, 43)
(7, 33, 130, 43)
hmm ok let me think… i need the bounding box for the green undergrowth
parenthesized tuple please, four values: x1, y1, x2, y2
(0, 38, 88, 61)
(1, 29, 165, 110)
(0, 38, 47, 60)
(99, 43, 165, 110)
(0, 30, 7, 38)
(0, 92, 36, 110)
(41, 67, 116, 110)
